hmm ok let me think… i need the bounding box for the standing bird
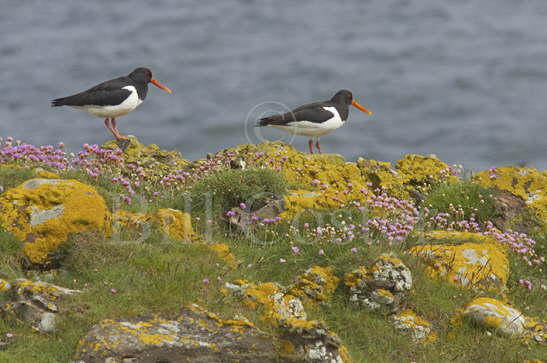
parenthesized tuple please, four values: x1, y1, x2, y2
(256, 90, 372, 153)
(51, 67, 172, 141)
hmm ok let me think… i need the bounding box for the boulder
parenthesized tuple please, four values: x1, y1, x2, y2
(409, 231, 508, 291)
(0, 279, 81, 334)
(392, 309, 436, 342)
(0, 178, 111, 265)
(74, 304, 277, 363)
(289, 266, 340, 304)
(462, 297, 546, 342)
(343, 254, 412, 311)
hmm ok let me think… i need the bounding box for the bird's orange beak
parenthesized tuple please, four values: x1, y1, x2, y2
(150, 78, 173, 94)
(352, 99, 372, 115)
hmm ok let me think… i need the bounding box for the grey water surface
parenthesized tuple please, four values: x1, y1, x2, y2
(1, 0, 546, 170)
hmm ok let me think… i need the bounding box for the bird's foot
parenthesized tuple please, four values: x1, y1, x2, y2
(116, 137, 131, 151)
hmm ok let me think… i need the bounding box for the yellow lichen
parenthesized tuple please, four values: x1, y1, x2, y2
(208, 243, 238, 268)
(289, 266, 340, 303)
(342, 266, 367, 288)
(0, 179, 111, 264)
(215, 142, 455, 216)
(410, 232, 509, 291)
(392, 309, 436, 342)
(474, 166, 546, 225)
(113, 208, 197, 242)
(463, 297, 526, 337)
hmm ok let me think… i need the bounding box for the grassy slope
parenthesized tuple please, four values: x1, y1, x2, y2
(0, 169, 545, 363)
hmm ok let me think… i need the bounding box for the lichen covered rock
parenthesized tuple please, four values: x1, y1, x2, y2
(114, 208, 197, 242)
(0, 178, 111, 264)
(221, 279, 351, 362)
(74, 304, 277, 363)
(474, 166, 547, 227)
(289, 266, 340, 304)
(215, 142, 455, 216)
(207, 243, 239, 268)
(279, 318, 350, 363)
(342, 254, 412, 310)
(392, 309, 436, 342)
(409, 231, 509, 291)
(462, 298, 546, 342)
(0, 279, 80, 333)
(222, 280, 307, 324)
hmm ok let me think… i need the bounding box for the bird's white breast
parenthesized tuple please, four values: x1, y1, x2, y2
(270, 106, 345, 137)
(74, 85, 143, 118)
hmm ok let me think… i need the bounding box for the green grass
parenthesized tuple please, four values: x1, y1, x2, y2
(423, 180, 498, 225)
(180, 168, 288, 217)
(0, 166, 35, 191)
(0, 168, 545, 363)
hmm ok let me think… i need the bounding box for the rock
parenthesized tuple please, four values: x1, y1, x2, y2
(213, 142, 457, 216)
(226, 198, 283, 232)
(409, 231, 509, 291)
(474, 166, 547, 229)
(153, 208, 196, 241)
(462, 298, 525, 337)
(392, 309, 436, 342)
(221, 279, 350, 362)
(369, 253, 412, 292)
(0, 279, 80, 333)
(102, 136, 188, 169)
(0, 178, 111, 265)
(343, 254, 412, 311)
(114, 208, 197, 242)
(74, 304, 277, 363)
(0, 279, 11, 291)
(289, 266, 340, 304)
(221, 280, 307, 323)
(278, 319, 350, 363)
(207, 243, 239, 268)
(460, 298, 546, 342)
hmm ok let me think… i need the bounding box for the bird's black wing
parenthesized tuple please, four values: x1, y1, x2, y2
(257, 102, 334, 126)
(51, 77, 132, 107)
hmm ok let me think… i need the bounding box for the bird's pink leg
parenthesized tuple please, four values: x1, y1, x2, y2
(308, 139, 314, 154)
(316, 138, 322, 154)
(104, 118, 117, 139)
(111, 118, 128, 140)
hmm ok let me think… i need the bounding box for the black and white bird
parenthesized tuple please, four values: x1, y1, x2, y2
(51, 67, 172, 141)
(256, 90, 372, 153)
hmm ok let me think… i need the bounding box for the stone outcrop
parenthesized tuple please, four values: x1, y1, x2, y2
(343, 254, 412, 311)
(74, 304, 277, 363)
(0, 279, 80, 334)
(0, 178, 111, 265)
(409, 231, 509, 291)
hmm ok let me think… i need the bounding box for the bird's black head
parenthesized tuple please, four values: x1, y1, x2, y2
(331, 90, 354, 105)
(128, 67, 173, 94)
(332, 90, 372, 114)
(128, 67, 153, 83)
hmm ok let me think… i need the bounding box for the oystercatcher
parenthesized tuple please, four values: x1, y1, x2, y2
(51, 67, 172, 141)
(256, 90, 372, 153)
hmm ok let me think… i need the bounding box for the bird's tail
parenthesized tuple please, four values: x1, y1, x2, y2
(51, 97, 69, 107)
(254, 118, 269, 127)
